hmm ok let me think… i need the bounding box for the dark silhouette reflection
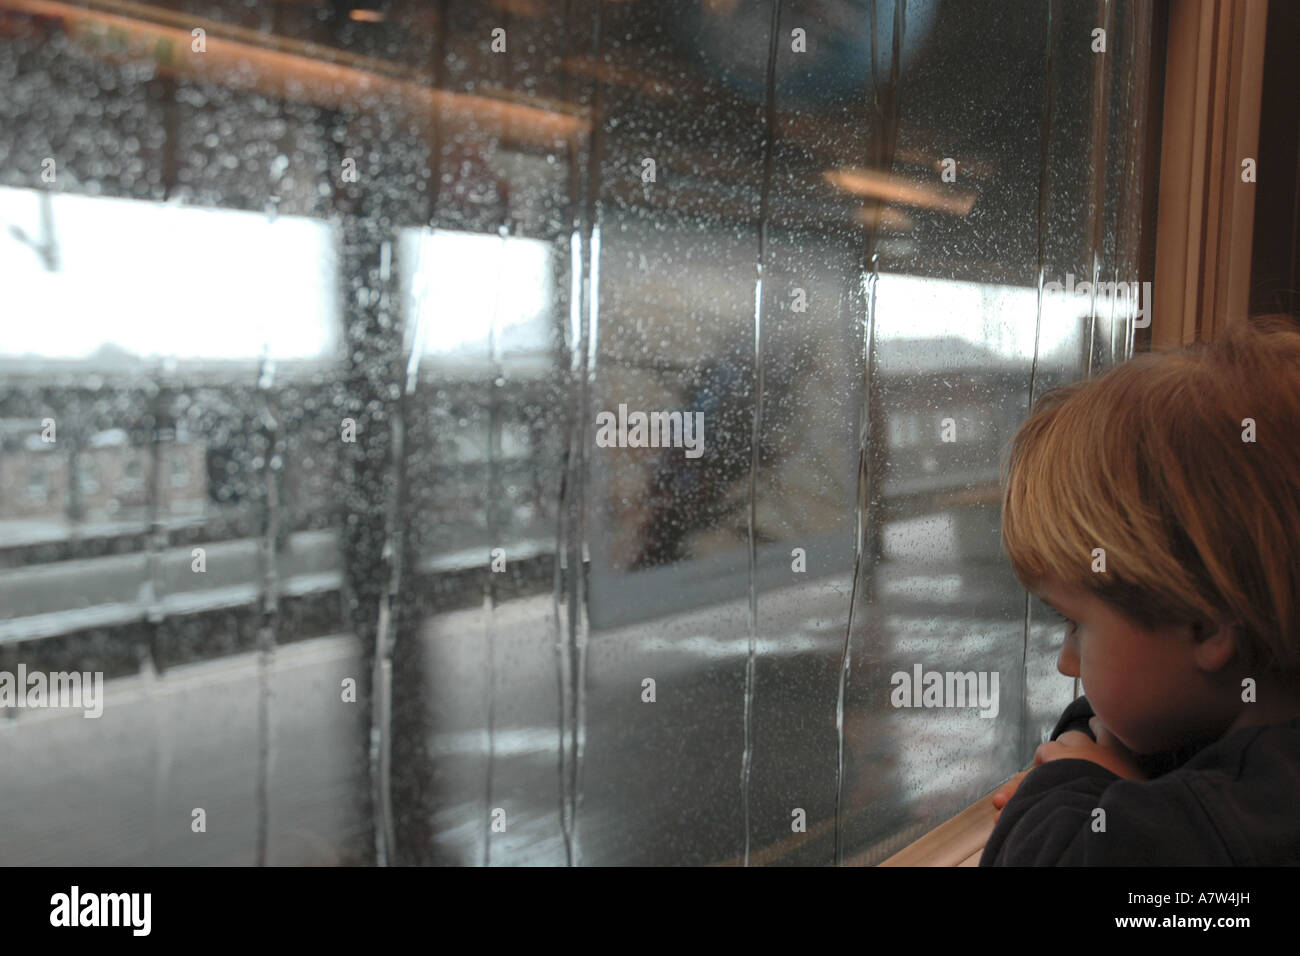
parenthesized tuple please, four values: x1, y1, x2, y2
(632, 341, 816, 569)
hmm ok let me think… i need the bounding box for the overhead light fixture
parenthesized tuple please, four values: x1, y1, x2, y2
(0, 0, 588, 148)
(825, 166, 977, 217)
(348, 8, 383, 23)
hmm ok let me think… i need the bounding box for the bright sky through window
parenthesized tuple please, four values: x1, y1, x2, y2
(1, 186, 1092, 367)
(399, 226, 554, 361)
(0, 186, 336, 361)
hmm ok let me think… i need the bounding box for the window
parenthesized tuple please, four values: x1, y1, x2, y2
(75, 455, 99, 496)
(24, 463, 47, 503)
(169, 453, 189, 490)
(0, 0, 1161, 866)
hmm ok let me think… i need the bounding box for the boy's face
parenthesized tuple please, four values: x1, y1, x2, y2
(1035, 579, 1238, 755)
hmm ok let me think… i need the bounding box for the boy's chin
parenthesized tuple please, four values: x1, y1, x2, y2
(1108, 727, 1182, 761)
(1116, 727, 1162, 754)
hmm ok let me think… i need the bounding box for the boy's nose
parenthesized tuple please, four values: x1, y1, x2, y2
(1056, 629, 1080, 678)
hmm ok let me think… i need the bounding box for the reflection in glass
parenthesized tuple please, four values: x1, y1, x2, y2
(0, 0, 1156, 866)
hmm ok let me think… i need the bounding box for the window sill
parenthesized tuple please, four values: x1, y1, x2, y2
(874, 776, 1017, 867)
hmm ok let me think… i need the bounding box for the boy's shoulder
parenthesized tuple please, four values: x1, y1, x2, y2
(1167, 714, 1300, 863)
(981, 704, 1300, 866)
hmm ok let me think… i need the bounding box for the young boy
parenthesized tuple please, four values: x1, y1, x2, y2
(980, 315, 1300, 866)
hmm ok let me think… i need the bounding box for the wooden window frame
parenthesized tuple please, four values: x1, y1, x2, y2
(1151, 0, 1269, 348)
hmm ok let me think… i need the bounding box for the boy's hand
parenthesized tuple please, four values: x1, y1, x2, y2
(992, 717, 1147, 821)
(991, 770, 1031, 820)
(1034, 715, 1147, 780)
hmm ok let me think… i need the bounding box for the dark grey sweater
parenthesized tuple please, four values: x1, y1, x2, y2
(980, 695, 1300, 865)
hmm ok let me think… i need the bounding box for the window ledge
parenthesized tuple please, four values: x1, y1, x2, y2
(874, 778, 1015, 867)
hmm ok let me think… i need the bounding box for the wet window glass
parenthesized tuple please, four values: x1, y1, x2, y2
(1, 0, 1157, 864)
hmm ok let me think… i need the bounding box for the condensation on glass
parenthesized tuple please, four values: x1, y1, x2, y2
(0, 0, 1156, 865)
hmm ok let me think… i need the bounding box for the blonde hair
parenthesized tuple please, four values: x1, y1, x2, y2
(1001, 315, 1300, 674)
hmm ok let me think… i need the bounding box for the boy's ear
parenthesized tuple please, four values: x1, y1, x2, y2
(1190, 619, 1239, 672)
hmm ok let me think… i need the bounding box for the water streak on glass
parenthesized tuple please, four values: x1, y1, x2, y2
(741, 0, 784, 870)
(1025, 0, 1062, 739)
(835, 0, 907, 866)
(254, 357, 281, 869)
(1085, 0, 1113, 378)
(368, 235, 399, 868)
(555, 225, 584, 866)
(554, 0, 604, 858)
(374, 227, 432, 867)
(142, 375, 169, 854)
(569, 224, 599, 865)
(563, 0, 606, 861)
(480, 220, 514, 867)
